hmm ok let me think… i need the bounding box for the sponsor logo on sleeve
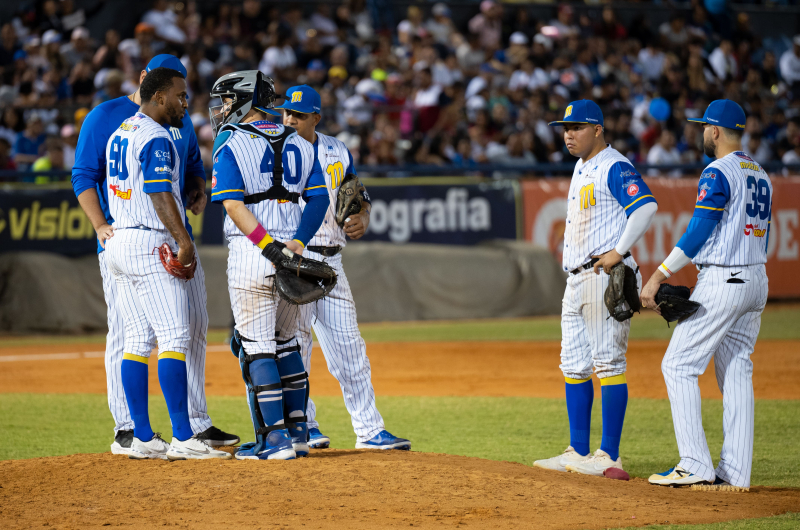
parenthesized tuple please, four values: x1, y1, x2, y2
(697, 182, 711, 202)
(154, 150, 171, 161)
(623, 179, 640, 196)
(154, 166, 171, 174)
(211, 173, 217, 188)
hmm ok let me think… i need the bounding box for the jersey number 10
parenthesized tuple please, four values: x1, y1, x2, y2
(745, 176, 770, 220)
(109, 135, 129, 180)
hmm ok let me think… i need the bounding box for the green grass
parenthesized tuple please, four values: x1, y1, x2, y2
(2, 305, 798, 347)
(1, 394, 798, 489)
(645, 512, 800, 530)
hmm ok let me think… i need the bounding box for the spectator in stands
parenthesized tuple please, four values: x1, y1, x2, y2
(426, 4, 455, 46)
(142, 0, 186, 45)
(0, 138, 16, 171)
(549, 5, 579, 39)
(709, 39, 737, 82)
(14, 114, 46, 171)
(0, 106, 22, 146)
(647, 129, 682, 177)
(469, 1, 502, 51)
(60, 124, 77, 169)
(259, 24, 296, 82)
(30, 136, 64, 183)
(659, 14, 689, 50)
(780, 36, 800, 99)
(92, 68, 124, 107)
(60, 27, 92, 69)
(747, 132, 773, 164)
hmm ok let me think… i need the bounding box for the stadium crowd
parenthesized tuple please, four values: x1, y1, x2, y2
(1, 0, 800, 181)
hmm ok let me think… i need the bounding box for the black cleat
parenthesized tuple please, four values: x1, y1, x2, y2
(111, 429, 134, 455)
(195, 426, 240, 447)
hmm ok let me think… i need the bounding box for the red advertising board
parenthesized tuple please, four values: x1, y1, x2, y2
(522, 177, 800, 298)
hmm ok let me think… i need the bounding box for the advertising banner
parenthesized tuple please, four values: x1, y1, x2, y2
(359, 179, 520, 244)
(0, 187, 97, 255)
(522, 177, 800, 298)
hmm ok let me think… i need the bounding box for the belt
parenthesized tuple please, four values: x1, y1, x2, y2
(307, 245, 342, 257)
(569, 252, 631, 275)
(116, 226, 151, 231)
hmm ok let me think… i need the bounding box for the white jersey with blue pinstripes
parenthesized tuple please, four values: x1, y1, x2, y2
(306, 132, 357, 248)
(562, 146, 655, 271)
(105, 112, 184, 231)
(212, 123, 319, 242)
(692, 151, 773, 266)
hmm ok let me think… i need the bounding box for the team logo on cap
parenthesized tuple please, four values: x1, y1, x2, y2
(291, 92, 303, 103)
(564, 105, 573, 118)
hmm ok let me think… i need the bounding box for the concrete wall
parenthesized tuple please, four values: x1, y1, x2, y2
(0, 242, 567, 334)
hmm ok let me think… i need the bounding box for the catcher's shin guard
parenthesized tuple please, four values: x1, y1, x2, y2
(276, 338, 309, 450)
(232, 330, 288, 454)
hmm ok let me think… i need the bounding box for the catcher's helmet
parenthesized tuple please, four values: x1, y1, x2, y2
(209, 70, 280, 137)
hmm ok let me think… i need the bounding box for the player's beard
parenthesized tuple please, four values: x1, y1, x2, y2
(703, 137, 716, 158)
(167, 105, 184, 129)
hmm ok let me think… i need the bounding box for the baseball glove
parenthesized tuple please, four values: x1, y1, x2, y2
(156, 243, 197, 281)
(262, 241, 337, 305)
(604, 262, 641, 322)
(655, 284, 701, 323)
(334, 173, 365, 228)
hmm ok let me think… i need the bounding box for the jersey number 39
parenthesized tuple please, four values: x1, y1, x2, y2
(745, 176, 770, 220)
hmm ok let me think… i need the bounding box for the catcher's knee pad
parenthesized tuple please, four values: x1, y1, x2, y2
(275, 339, 308, 427)
(234, 332, 286, 439)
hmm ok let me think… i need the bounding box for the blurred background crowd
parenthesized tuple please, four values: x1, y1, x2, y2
(2, 0, 800, 182)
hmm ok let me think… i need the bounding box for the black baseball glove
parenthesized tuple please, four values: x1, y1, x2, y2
(604, 263, 641, 322)
(334, 173, 366, 228)
(655, 284, 701, 323)
(262, 241, 337, 305)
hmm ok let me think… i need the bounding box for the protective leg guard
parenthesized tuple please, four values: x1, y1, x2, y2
(232, 331, 295, 461)
(276, 338, 309, 457)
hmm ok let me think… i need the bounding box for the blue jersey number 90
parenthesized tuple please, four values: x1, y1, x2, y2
(745, 176, 770, 220)
(109, 135, 129, 180)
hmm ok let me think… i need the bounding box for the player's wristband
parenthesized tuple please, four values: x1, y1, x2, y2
(247, 224, 273, 249)
(659, 263, 673, 278)
(292, 239, 305, 248)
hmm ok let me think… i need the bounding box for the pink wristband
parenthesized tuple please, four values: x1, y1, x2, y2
(247, 224, 268, 247)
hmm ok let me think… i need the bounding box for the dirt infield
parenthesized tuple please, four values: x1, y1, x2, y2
(1, 339, 799, 399)
(2, 451, 799, 530)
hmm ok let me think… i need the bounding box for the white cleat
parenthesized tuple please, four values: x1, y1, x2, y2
(166, 436, 233, 460)
(128, 434, 170, 460)
(649, 465, 711, 487)
(533, 446, 590, 472)
(565, 449, 623, 476)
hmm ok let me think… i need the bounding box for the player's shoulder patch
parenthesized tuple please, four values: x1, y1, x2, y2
(251, 121, 285, 136)
(697, 181, 712, 202)
(212, 130, 233, 159)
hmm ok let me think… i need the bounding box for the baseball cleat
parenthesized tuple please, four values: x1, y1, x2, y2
(111, 429, 134, 455)
(308, 427, 330, 449)
(355, 430, 411, 450)
(166, 436, 233, 460)
(533, 446, 590, 472)
(565, 449, 623, 476)
(690, 477, 750, 492)
(288, 422, 310, 457)
(128, 433, 170, 460)
(194, 425, 240, 447)
(648, 466, 711, 487)
(235, 431, 296, 461)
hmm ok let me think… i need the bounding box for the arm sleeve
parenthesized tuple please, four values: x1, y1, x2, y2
(660, 247, 693, 277)
(139, 137, 177, 194)
(614, 201, 657, 254)
(292, 193, 330, 246)
(676, 215, 721, 258)
(606, 162, 657, 216)
(693, 167, 730, 220)
(71, 107, 109, 197)
(302, 157, 328, 200)
(210, 144, 245, 202)
(184, 126, 206, 180)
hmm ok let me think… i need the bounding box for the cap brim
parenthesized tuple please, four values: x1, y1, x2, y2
(273, 102, 318, 114)
(687, 118, 707, 124)
(253, 106, 282, 116)
(548, 120, 593, 127)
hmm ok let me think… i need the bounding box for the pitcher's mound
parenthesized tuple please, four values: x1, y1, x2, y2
(1, 451, 797, 529)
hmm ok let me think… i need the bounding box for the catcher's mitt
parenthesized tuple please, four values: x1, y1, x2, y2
(655, 284, 701, 323)
(262, 241, 337, 305)
(334, 173, 365, 228)
(604, 263, 641, 322)
(156, 243, 197, 281)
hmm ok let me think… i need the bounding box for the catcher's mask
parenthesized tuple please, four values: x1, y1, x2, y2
(209, 70, 280, 138)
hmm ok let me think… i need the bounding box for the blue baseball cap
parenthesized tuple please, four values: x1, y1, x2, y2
(687, 99, 746, 131)
(274, 85, 321, 114)
(548, 100, 604, 127)
(146, 54, 187, 78)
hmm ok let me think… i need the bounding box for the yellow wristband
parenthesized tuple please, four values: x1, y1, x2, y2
(292, 239, 305, 248)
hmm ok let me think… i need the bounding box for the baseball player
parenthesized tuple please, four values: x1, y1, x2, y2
(533, 100, 658, 475)
(275, 85, 410, 450)
(642, 100, 771, 489)
(209, 71, 330, 460)
(72, 55, 238, 455)
(102, 67, 230, 460)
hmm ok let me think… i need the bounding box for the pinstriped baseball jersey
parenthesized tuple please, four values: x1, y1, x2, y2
(105, 112, 184, 231)
(210, 121, 322, 242)
(563, 146, 656, 271)
(692, 151, 772, 266)
(306, 132, 360, 248)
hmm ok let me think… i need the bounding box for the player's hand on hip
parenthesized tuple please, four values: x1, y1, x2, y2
(593, 249, 623, 275)
(96, 223, 115, 248)
(284, 240, 304, 256)
(186, 189, 207, 215)
(344, 210, 370, 239)
(177, 245, 195, 267)
(640, 278, 662, 315)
